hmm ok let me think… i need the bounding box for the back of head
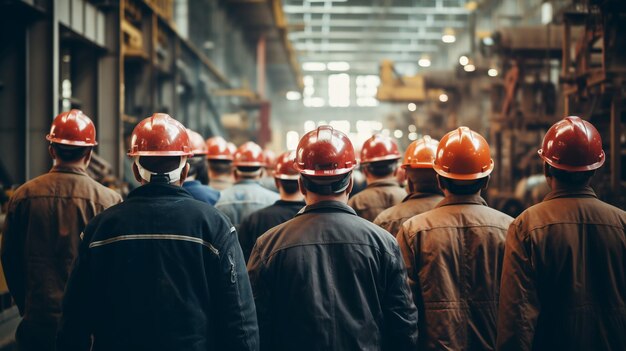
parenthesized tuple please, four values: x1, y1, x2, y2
(233, 142, 265, 179)
(274, 151, 301, 195)
(433, 127, 493, 195)
(360, 134, 401, 179)
(539, 116, 604, 187)
(402, 136, 440, 192)
(186, 129, 209, 183)
(47, 109, 97, 163)
(127, 113, 193, 184)
(295, 126, 356, 196)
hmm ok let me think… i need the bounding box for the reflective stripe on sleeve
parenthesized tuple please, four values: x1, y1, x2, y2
(89, 234, 220, 256)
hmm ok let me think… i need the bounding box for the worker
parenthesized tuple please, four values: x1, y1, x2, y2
(215, 141, 279, 229)
(56, 113, 258, 350)
(247, 126, 418, 350)
(348, 134, 406, 221)
(373, 135, 443, 236)
(397, 126, 513, 350)
(1, 110, 122, 351)
(238, 151, 305, 262)
(182, 129, 220, 205)
(259, 149, 278, 192)
(497, 116, 626, 351)
(206, 136, 235, 190)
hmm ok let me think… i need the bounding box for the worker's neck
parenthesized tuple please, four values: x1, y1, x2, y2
(366, 174, 395, 185)
(280, 191, 304, 202)
(53, 159, 88, 171)
(304, 192, 348, 206)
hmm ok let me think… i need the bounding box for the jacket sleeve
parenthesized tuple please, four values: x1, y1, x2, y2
(396, 225, 419, 297)
(496, 222, 540, 351)
(1, 200, 26, 314)
(237, 217, 254, 263)
(246, 242, 272, 351)
(56, 229, 94, 351)
(382, 242, 419, 350)
(213, 225, 260, 351)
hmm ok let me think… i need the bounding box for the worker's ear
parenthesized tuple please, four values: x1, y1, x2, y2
(436, 174, 445, 192)
(82, 148, 93, 166)
(132, 162, 143, 183)
(274, 178, 281, 191)
(298, 177, 307, 197)
(179, 163, 190, 184)
(481, 175, 490, 190)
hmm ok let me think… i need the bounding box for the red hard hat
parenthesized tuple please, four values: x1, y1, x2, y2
(263, 149, 277, 169)
(46, 109, 97, 146)
(274, 151, 299, 180)
(233, 141, 265, 167)
(402, 135, 439, 169)
(187, 129, 208, 156)
(127, 113, 193, 157)
(360, 134, 401, 164)
(295, 126, 356, 177)
(538, 116, 605, 171)
(433, 127, 494, 180)
(206, 136, 234, 161)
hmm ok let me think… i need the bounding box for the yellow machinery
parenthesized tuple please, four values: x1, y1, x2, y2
(376, 60, 444, 102)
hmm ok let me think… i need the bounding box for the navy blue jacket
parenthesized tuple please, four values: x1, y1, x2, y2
(183, 179, 220, 205)
(57, 183, 259, 351)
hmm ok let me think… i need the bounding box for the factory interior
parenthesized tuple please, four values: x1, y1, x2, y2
(0, 0, 625, 348)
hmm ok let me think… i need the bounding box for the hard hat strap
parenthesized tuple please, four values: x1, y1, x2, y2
(135, 157, 187, 184)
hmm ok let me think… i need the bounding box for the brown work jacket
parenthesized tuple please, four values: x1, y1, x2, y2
(373, 192, 444, 236)
(1, 165, 121, 326)
(497, 186, 626, 351)
(348, 179, 406, 222)
(397, 194, 513, 351)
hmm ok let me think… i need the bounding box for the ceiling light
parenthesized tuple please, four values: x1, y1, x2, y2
(488, 68, 499, 77)
(408, 132, 418, 141)
(408, 124, 416, 133)
(394, 130, 403, 138)
(442, 28, 456, 44)
(407, 103, 417, 112)
(327, 62, 350, 71)
(286, 91, 302, 100)
(464, 64, 476, 72)
(302, 62, 326, 71)
(418, 56, 431, 68)
(482, 37, 494, 46)
(459, 55, 469, 66)
(439, 93, 449, 102)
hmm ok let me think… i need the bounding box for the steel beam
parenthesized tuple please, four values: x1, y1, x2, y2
(294, 42, 439, 52)
(283, 5, 469, 15)
(287, 18, 467, 28)
(297, 52, 422, 62)
(289, 31, 444, 41)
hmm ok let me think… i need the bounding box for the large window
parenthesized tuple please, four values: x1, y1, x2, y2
(356, 75, 380, 107)
(328, 73, 350, 107)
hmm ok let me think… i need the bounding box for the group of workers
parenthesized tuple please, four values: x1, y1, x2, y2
(1, 109, 624, 351)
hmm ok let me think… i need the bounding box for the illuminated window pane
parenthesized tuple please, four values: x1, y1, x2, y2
(286, 131, 300, 151)
(328, 74, 350, 107)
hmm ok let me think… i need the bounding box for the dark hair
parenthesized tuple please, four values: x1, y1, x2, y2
(51, 144, 91, 162)
(439, 176, 488, 195)
(188, 156, 209, 185)
(279, 179, 300, 194)
(208, 160, 233, 176)
(364, 159, 397, 178)
(138, 156, 182, 173)
(301, 173, 351, 195)
(545, 164, 594, 187)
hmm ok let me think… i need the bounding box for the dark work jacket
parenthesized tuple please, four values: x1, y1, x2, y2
(397, 194, 513, 351)
(373, 192, 444, 237)
(183, 179, 220, 205)
(348, 179, 407, 221)
(56, 183, 259, 351)
(238, 200, 305, 262)
(1, 165, 121, 349)
(247, 201, 418, 351)
(497, 187, 626, 351)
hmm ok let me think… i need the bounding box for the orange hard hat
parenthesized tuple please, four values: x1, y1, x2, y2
(295, 126, 356, 177)
(274, 151, 299, 180)
(360, 134, 401, 164)
(127, 113, 192, 157)
(233, 141, 265, 167)
(402, 135, 439, 169)
(206, 136, 234, 161)
(538, 116, 605, 171)
(46, 109, 97, 146)
(433, 127, 494, 180)
(186, 129, 208, 156)
(263, 149, 277, 169)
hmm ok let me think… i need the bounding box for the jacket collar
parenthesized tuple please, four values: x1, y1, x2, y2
(435, 193, 487, 208)
(296, 200, 357, 217)
(275, 200, 306, 207)
(235, 179, 261, 186)
(402, 191, 441, 203)
(128, 182, 194, 199)
(366, 179, 400, 189)
(543, 186, 597, 202)
(50, 164, 88, 176)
